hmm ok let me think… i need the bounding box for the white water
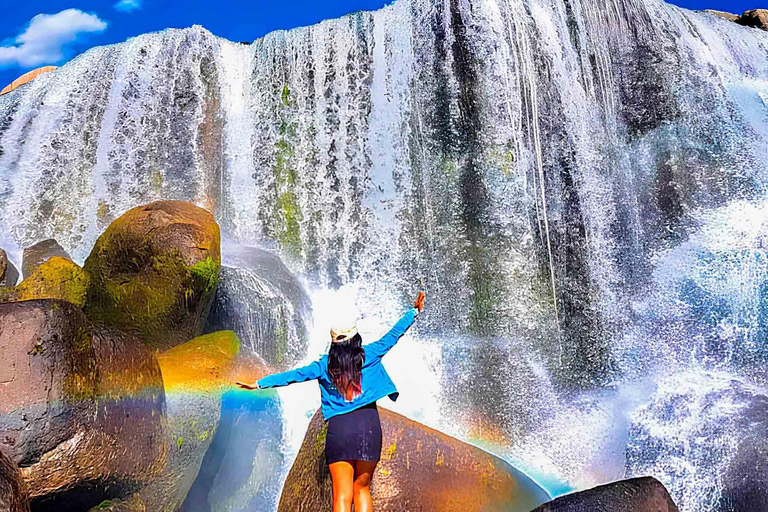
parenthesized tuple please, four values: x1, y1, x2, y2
(2, 0, 768, 509)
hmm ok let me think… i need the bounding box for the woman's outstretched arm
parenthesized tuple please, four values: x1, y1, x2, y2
(365, 291, 425, 359)
(236, 360, 323, 390)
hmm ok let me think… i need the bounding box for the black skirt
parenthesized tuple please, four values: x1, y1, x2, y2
(325, 401, 383, 464)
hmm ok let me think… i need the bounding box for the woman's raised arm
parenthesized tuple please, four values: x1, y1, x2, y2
(236, 360, 323, 390)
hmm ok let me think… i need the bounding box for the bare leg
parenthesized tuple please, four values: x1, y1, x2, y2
(353, 460, 378, 512)
(329, 460, 354, 512)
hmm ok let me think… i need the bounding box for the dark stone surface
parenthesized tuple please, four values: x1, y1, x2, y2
(21, 239, 71, 278)
(0, 300, 165, 510)
(0, 451, 29, 512)
(0, 249, 19, 286)
(736, 9, 768, 30)
(531, 477, 679, 512)
(278, 407, 550, 512)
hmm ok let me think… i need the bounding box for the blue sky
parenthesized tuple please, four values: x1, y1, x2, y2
(0, 0, 762, 91)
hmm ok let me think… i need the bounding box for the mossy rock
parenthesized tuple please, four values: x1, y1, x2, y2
(0, 257, 90, 307)
(83, 200, 221, 350)
(139, 331, 239, 510)
(22, 239, 71, 278)
(278, 407, 550, 512)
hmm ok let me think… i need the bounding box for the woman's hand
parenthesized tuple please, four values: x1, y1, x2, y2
(235, 381, 260, 390)
(414, 291, 426, 313)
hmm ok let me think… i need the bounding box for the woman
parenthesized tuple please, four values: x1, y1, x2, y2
(236, 291, 426, 512)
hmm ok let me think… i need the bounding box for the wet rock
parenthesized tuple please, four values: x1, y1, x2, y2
(87, 495, 145, 512)
(138, 331, 239, 511)
(21, 239, 71, 278)
(205, 246, 312, 370)
(1, 257, 90, 307)
(0, 300, 166, 511)
(0, 249, 19, 287)
(736, 9, 768, 30)
(531, 477, 678, 512)
(705, 10, 739, 22)
(183, 351, 286, 512)
(0, 451, 29, 512)
(84, 200, 221, 350)
(278, 407, 550, 512)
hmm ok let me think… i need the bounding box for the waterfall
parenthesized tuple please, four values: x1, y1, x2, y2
(2, 0, 768, 509)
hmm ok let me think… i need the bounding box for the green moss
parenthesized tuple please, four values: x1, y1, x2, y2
(8, 257, 90, 308)
(315, 422, 328, 458)
(95, 501, 113, 510)
(190, 256, 220, 295)
(177, 436, 184, 450)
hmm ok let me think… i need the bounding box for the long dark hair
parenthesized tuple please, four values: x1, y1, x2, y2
(328, 333, 364, 401)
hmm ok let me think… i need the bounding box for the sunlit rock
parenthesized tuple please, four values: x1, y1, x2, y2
(21, 239, 71, 278)
(278, 407, 550, 512)
(140, 331, 240, 511)
(0, 257, 90, 307)
(737, 9, 768, 30)
(0, 249, 18, 287)
(0, 300, 165, 511)
(705, 10, 739, 22)
(205, 246, 312, 370)
(0, 66, 57, 96)
(0, 451, 29, 512)
(183, 350, 286, 512)
(531, 477, 678, 511)
(84, 200, 221, 350)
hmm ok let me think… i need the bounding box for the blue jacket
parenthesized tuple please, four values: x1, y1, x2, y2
(257, 308, 418, 420)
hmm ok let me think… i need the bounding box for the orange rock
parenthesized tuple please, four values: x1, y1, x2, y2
(0, 67, 56, 95)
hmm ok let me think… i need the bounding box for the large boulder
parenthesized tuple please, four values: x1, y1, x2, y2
(531, 477, 678, 512)
(278, 407, 550, 512)
(183, 351, 286, 512)
(737, 9, 768, 30)
(22, 239, 71, 278)
(0, 249, 19, 287)
(0, 300, 166, 511)
(0, 451, 29, 512)
(84, 200, 221, 350)
(1, 257, 90, 307)
(205, 245, 312, 369)
(138, 331, 239, 511)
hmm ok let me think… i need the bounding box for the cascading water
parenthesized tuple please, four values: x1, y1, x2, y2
(1, 0, 768, 509)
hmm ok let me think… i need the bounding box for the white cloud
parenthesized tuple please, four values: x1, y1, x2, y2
(0, 9, 107, 68)
(114, 0, 143, 13)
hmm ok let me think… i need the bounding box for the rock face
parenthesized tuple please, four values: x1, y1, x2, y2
(736, 9, 768, 30)
(205, 246, 312, 370)
(1, 257, 90, 307)
(21, 239, 72, 278)
(0, 451, 29, 512)
(138, 331, 239, 511)
(0, 300, 166, 511)
(84, 200, 221, 350)
(278, 407, 550, 512)
(183, 351, 286, 512)
(0, 249, 19, 286)
(531, 477, 678, 512)
(0, 66, 57, 95)
(705, 10, 739, 22)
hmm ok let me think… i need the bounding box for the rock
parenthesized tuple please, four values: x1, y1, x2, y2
(736, 9, 768, 30)
(84, 200, 221, 350)
(0, 66, 57, 96)
(0, 451, 29, 512)
(531, 477, 678, 512)
(1, 257, 90, 307)
(183, 350, 286, 512)
(21, 239, 71, 278)
(205, 246, 312, 369)
(88, 495, 145, 512)
(0, 249, 19, 286)
(278, 407, 550, 512)
(704, 10, 739, 22)
(0, 300, 166, 511)
(138, 331, 239, 511)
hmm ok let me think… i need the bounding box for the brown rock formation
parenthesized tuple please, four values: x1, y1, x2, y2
(736, 9, 768, 30)
(278, 407, 550, 512)
(22, 239, 71, 278)
(531, 477, 679, 512)
(84, 200, 221, 350)
(0, 451, 29, 512)
(0, 249, 19, 287)
(1, 257, 90, 307)
(705, 10, 739, 22)
(0, 300, 165, 511)
(0, 66, 57, 96)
